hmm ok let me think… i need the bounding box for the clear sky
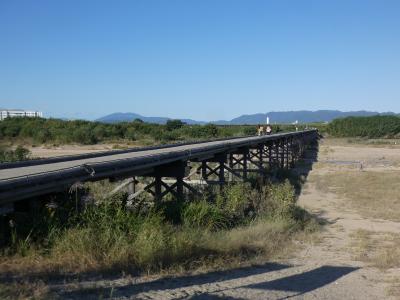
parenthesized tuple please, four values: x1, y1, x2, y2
(1, 0, 399, 121)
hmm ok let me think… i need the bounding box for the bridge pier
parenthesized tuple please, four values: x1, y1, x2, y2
(248, 145, 268, 174)
(134, 161, 193, 202)
(229, 148, 249, 180)
(200, 153, 227, 188)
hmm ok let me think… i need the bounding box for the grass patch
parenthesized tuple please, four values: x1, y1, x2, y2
(312, 170, 400, 221)
(323, 137, 400, 148)
(349, 229, 400, 270)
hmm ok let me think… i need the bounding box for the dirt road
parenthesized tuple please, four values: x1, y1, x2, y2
(55, 139, 400, 299)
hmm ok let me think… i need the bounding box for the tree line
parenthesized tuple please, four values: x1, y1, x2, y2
(0, 117, 252, 145)
(327, 115, 400, 138)
(0, 117, 313, 146)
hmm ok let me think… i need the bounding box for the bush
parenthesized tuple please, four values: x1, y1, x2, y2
(14, 146, 30, 161)
(182, 200, 231, 231)
(133, 214, 172, 268)
(166, 119, 185, 131)
(203, 124, 219, 137)
(73, 128, 98, 144)
(0, 146, 31, 163)
(124, 127, 136, 141)
(243, 126, 256, 136)
(257, 180, 296, 219)
(216, 183, 254, 220)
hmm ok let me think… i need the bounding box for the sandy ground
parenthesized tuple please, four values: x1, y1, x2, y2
(52, 139, 400, 299)
(27, 144, 114, 158)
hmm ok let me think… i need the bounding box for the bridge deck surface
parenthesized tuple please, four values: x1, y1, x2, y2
(0, 135, 274, 180)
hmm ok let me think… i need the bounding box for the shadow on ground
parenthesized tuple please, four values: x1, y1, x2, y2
(58, 262, 289, 299)
(242, 265, 358, 300)
(58, 263, 358, 300)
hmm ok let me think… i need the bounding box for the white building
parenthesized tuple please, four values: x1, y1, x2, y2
(0, 109, 43, 121)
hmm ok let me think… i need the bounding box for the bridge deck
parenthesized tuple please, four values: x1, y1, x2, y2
(0, 130, 318, 204)
(0, 132, 307, 180)
(0, 137, 250, 180)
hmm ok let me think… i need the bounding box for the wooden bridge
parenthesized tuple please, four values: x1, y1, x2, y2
(0, 130, 318, 206)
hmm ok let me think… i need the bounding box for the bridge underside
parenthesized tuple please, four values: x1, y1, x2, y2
(113, 135, 313, 203)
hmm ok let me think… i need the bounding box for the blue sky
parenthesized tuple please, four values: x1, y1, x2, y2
(1, 0, 399, 121)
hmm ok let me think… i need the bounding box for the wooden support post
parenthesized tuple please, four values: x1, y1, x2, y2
(285, 138, 289, 169)
(155, 176, 162, 202)
(218, 160, 225, 189)
(290, 138, 296, 167)
(228, 154, 234, 182)
(258, 145, 264, 169)
(201, 161, 208, 181)
(248, 146, 267, 175)
(243, 152, 248, 180)
(268, 143, 272, 170)
(290, 139, 293, 166)
(176, 175, 184, 200)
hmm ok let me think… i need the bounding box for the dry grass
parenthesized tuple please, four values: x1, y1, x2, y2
(312, 170, 400, 221)
(323, 138, 400, 148)
(350, 229, 400, 298)
(386, 277, 400, 299)
(0, 217, 318, 278)
(349, 229, 400, 270)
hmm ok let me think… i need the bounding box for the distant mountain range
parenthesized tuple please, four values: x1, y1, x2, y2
(96, 112, 206, 125)
(96, 110, 397, 125)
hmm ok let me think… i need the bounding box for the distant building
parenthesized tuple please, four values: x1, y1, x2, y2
(0, 109, 43, 121)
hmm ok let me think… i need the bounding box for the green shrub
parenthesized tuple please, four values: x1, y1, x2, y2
(216, 183, 254, 220)
(182, 200, 231, 231)
(124, 127, 136, 140)
(0, 146, 31, 163)
(133, 214, 172, 269)
(243, 126, 256, 135)
(203, 124, 219, 137)
(257, 180, 296, 219)
(165, 119, 185, 131)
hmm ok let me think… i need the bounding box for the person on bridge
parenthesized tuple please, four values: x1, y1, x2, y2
(266, 125, 272, 135)
(257, 125, 265, 136)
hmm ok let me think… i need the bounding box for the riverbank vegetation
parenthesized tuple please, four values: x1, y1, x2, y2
(0, 117, 320, 146)
(327, 115, 400, 138)
(0, 175, 318, 280)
